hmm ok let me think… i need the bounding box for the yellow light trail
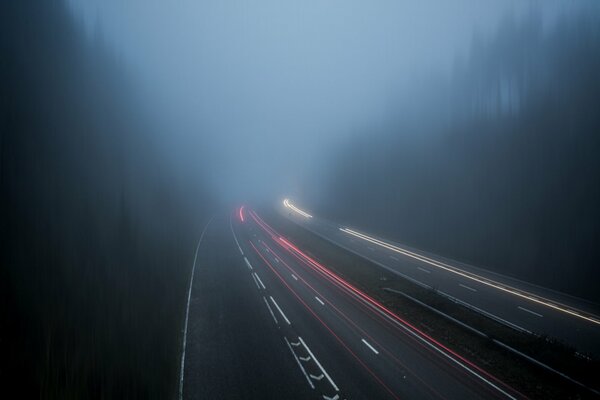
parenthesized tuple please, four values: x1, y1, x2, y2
(340, 227, 600, 326)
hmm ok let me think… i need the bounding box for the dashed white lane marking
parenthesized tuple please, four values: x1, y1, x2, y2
(361, 338, 379, 354)
(270, 296, 291, 325)
(254, 273, 266, 290)
(251, 274, 261, 290)
(299, 337, 339, 391)
(263, 296, 278, 324)
(284, 337, 314, 389)
(459, 283, 477, 292)
(417, 267, 431, 274)
(438, 290, 530, 333)
(274, 257, 279, 263)
(291, 274, 298, 280)
(389, 255, 399, 261)
(315, 296, 325, 306)
(518, 306, 543, 318)
(244, 257, 253, 270)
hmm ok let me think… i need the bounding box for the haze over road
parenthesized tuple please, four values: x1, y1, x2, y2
(281, 199, 600, 359)
(180, 209, 526, 399)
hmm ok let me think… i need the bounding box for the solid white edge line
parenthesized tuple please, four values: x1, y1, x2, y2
(255, 273, 266, 290)
(270, 296, 291, 325)
(285, 337, 315, 389)
(263, 296, 278, 324)
(361, 338, 379, 354)
(315, 296, 325, 306)
(179, 215, 214, 400)
(244, 257, 253, 270)
(298, 337, 339, 392)
(518, 306, 543, 318)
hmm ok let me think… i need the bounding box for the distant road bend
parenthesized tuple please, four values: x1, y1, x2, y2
(281, 198, 600, 359)
(179, 208, 528, 399)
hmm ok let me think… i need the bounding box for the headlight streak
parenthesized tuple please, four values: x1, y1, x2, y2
(283, 198, 313, 218)
(239, 206, 245, 222)
(340, 227, 600, 326)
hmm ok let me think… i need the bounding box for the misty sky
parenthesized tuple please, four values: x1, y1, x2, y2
(66, 1, 576, 203)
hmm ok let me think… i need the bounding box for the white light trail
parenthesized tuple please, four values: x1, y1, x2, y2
(340, 227, 600, 326)
(283, 198, 313, 218)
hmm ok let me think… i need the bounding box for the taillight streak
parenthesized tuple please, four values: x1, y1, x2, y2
(249, 241, 401, 400)
(249, 210, 523, 400)
(259, 240, 448, 400)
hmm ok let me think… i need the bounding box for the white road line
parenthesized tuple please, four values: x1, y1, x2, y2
(251, 273, 261, 290)
(438, 290, 530, 333)
(417, 267, 431, 274)
(263, 296, 278, 324)
(274, 257, 280, 263)
(361, 338, 379, 354)
(179, 216, 214, 400)
(518, 306, 543, 318)
(291, 274, 298, 281)
(244, 257, 253, 270)
(299, 337, 339, 392)
(363, 292, 518, 400)
(459, 283, 477, 292)
(284, 337, 314, 389)
(255, 273, 266, 290)
(389, 255, 399, 261)
(315, 296, 325, 306)
(340, 227, 600, 326)
(270, 296, 291, 325)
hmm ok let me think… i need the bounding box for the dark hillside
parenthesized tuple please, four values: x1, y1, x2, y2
(316, 11, 600, 301)
(0, 2, 211, 398)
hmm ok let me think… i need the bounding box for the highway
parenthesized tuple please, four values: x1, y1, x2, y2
(280, 199, 600, 359)
(181, 210, 526, 399)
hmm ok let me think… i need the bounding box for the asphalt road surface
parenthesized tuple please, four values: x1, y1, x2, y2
(180, 210, 526, 400)
(279, 200, 600, 359)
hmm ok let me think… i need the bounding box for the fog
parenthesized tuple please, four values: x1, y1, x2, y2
(2, 1, 600, 398)
(66, 0, 569, 203)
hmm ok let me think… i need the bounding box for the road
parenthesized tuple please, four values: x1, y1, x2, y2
(280, 199, 600, 359)
(180, 210, 525, 399)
